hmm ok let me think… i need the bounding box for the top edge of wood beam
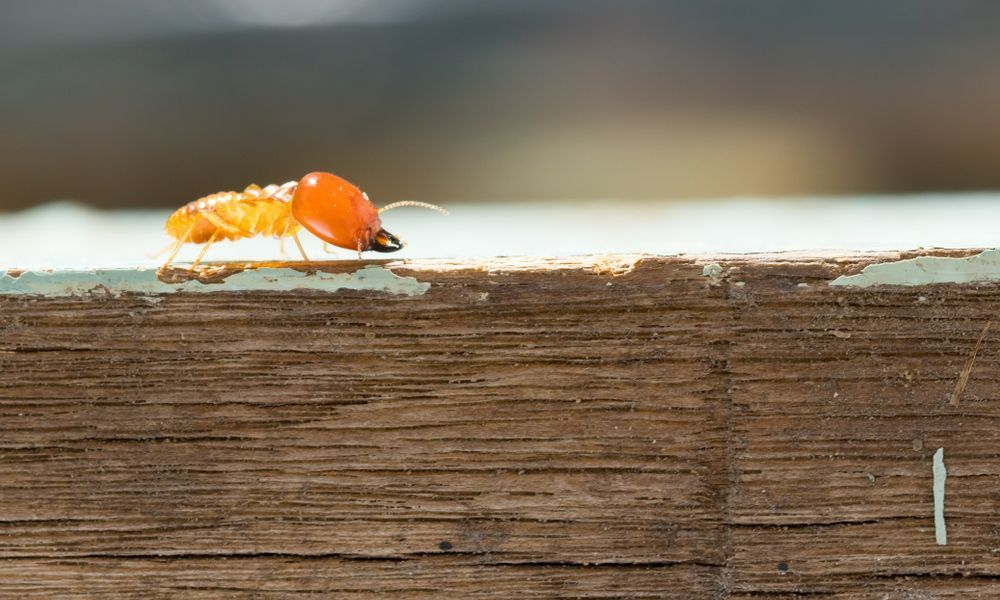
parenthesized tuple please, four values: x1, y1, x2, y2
(0, 248, 997, 297)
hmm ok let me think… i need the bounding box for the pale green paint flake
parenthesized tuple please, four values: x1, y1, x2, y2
(702, 263, 724, 278)
(933, 447, 947, 546)
(0, 266, 429, 297)
(830, 250, 1000, 287)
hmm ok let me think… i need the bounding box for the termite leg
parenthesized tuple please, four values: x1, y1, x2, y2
(202, 212, 247, 238)
(157, 220, 197, 276)
(189, 231, 219, 271)
(278, 237, 287, 257)
(292, 233, 310, 262)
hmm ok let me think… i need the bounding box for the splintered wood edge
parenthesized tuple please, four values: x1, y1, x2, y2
(0, 248, 996, 297)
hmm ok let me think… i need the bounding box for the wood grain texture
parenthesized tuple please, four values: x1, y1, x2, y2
(0, 253, 997, 598)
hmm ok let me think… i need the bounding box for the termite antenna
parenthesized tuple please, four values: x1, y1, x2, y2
(146, 239, 178, 260)
(379, 201, 449, 216)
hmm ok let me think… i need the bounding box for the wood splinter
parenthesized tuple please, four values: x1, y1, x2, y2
(949, 321, 991, 406)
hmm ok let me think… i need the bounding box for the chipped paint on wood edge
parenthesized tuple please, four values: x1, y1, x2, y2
(933, 447, 947, 546)
(392, 254, 649, 275)
(0, 266, 429, 297)
(831, 249, 1000, 287)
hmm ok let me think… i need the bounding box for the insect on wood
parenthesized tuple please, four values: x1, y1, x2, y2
(158, 171, 447, 276)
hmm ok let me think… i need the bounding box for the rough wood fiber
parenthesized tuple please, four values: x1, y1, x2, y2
(0, 253, 997, 598)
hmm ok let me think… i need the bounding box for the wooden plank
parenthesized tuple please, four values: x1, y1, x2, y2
(0, 253, 998, 597)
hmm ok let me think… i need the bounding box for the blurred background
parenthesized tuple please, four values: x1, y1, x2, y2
(5, 0, 1000, 212)
(4, 0, 1000, 267)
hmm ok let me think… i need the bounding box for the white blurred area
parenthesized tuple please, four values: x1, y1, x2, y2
(210, 0, 425, 27)
(0, 0, 427, 47)
(0, 0, 529, 48)
(1, 197, 997, 270)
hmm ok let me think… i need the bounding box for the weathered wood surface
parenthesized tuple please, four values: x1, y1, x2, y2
(0, 253, 998, 598)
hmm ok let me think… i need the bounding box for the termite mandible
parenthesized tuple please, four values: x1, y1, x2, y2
(158, 171, 447, 275)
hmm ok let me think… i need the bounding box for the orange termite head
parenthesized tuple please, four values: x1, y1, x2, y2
(290, 171, 402, 253)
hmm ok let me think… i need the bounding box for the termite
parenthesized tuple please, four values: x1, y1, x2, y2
(158, 171, 447, 275)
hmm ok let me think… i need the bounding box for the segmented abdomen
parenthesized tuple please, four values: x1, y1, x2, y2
(165, 182, 301, 243)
